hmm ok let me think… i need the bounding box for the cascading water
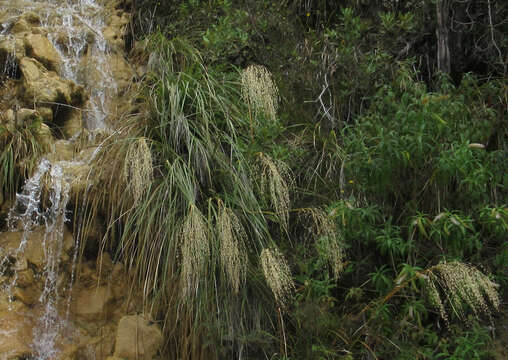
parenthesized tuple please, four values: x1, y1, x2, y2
(42, 0, 117, 130)
(7, 160, 71, 359)
(0, 0, 117, 130)
(0, 0, 121, 358)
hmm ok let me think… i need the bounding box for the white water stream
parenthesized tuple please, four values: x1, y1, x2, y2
(8, 160, 71, 359)
(0, 0, 117, 358)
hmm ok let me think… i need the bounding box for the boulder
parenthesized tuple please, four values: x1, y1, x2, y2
(72, 286, 114, 321)
(54, 28, 95, 55)
(11, 19, 30, 34)
(0, 225, 75, 269)
(15, 268, 35, 287)
(0, 36, 25, 65)
(19, 57, 87, 108)
(0, 292, 27, 313)
(80, 323, 116, 359)
(63, 161, 92, 197)
(0, 230, 45, 268)
(19, 11, 40, 26)
(24, 33, 62, 72)
(113, 315, 163, 360)
(30, 27, 46, 36)
(13, 286, 38, 306)
(15, 108, 41, 126)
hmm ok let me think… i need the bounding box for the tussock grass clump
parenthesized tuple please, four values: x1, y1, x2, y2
(257, 152, 292, 232)
(260, 247, 295, 306)
(84, 36, 297, 358)
(424, 261, 500, 324)
(217, 200, 248, 294)
(123, 137, 153, 204)
(241, 64, 279, 122)
(0, 121, 43, 202)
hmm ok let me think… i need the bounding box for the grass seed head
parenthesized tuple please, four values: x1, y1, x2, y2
(180, 204, 210, 299)
(218, 201, 248, 293)
(260, 247, 294, 307)
(123, 137, 153, 204)
(425, 261, 500, 324)
(257, 153, 291, 232)
(304, 208, 346, 279)
(241, 65, 279, 122)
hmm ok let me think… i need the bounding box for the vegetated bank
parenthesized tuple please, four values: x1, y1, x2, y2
(0, 0, 507, 359)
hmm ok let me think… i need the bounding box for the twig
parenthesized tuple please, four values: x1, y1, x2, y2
(487, 0, 506, 75)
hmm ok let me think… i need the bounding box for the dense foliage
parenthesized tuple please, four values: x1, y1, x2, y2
(120, 0, 508, 358)
(2, 0, 506, 358)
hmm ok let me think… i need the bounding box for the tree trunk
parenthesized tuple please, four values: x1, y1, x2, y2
(436, 0, 451, 74)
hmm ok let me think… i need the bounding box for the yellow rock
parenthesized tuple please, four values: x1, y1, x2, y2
(20, 11, 40, 26)
(62, 109, 83, 138)
(11, 19, 30, 34)
(0, 225, 75, 269)
(108, 52, 135, 95)
(113, 315, 163, 360)
(37, 106, 53, 122)
(24, 33, 62, 72)
(19, 57, 87, 108)
(1, 109, 15, 131)
(16, 108, 41, 126)
(82, 323, 117, 359)
(51, 140, 75, 161)
(0, 36, 26, 64)
(72, 286, 114, 321)
(15, 268, 35, 287)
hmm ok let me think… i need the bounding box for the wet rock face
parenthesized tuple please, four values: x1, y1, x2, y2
(24, 33, 62, 72)
(20, 57, 88, 107)
(0, 0, 157, 359)
(0, 226, 161, 360)
(0, 0, 137, 135)
(0, 226, 73, 268)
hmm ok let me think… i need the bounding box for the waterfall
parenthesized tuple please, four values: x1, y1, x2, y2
(0, 0, 122, 358)
(36, 0, 115, 130)
(42, 0, 116, 130)
(8, 160, 71, 359)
